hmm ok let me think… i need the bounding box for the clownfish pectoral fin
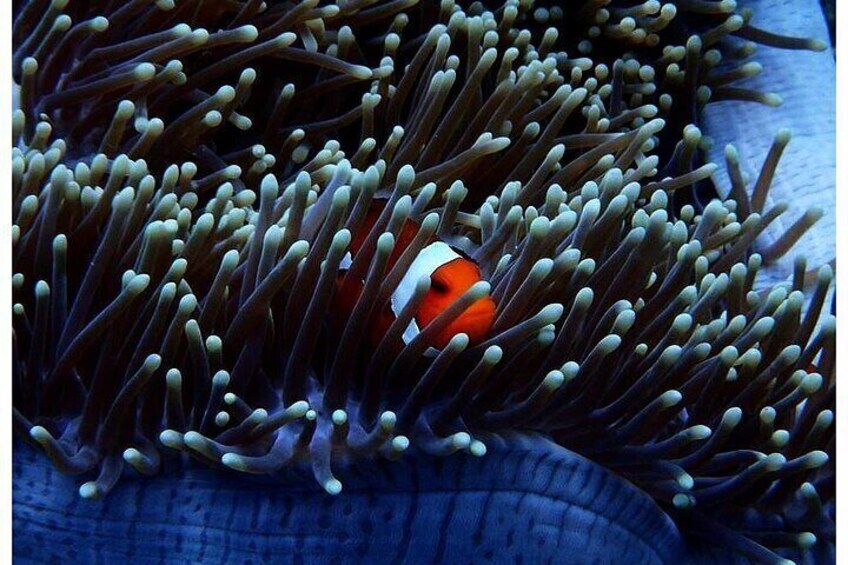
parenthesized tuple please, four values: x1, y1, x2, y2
(340, 251, 353, 270)
(442, 234, 476, 256)
(401, 317, 421, 345)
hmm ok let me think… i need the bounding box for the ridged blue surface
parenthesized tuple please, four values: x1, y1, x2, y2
(703, 0, 836, 286)
(14, 435, 701, 564)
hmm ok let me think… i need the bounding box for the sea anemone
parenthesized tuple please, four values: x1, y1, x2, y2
(12, 0, 835, 563)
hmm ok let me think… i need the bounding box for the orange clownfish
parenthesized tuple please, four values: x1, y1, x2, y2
(333, 201, 496, 349)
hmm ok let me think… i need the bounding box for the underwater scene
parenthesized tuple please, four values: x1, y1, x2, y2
(11, 0, 836, 563)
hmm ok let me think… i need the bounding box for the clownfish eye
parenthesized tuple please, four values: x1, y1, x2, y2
(431, 278, 449, 294)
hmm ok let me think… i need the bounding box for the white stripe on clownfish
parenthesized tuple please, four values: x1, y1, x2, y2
(338, 241, 462, 346)
(391, 241, 462, 344)
(331, 195, 496, 352)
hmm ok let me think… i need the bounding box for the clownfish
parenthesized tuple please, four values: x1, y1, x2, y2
(332, 200, 496, 349)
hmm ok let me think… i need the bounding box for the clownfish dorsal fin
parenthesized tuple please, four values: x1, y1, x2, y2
(440, 234, 476, 257)
(349, 197, 427, 262)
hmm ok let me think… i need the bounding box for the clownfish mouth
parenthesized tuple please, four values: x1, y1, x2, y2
(402, 296, 498, 352)
(429, 297, 498, 347)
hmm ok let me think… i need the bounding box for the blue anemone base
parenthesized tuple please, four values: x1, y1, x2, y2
(12, 434, 785, 564)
